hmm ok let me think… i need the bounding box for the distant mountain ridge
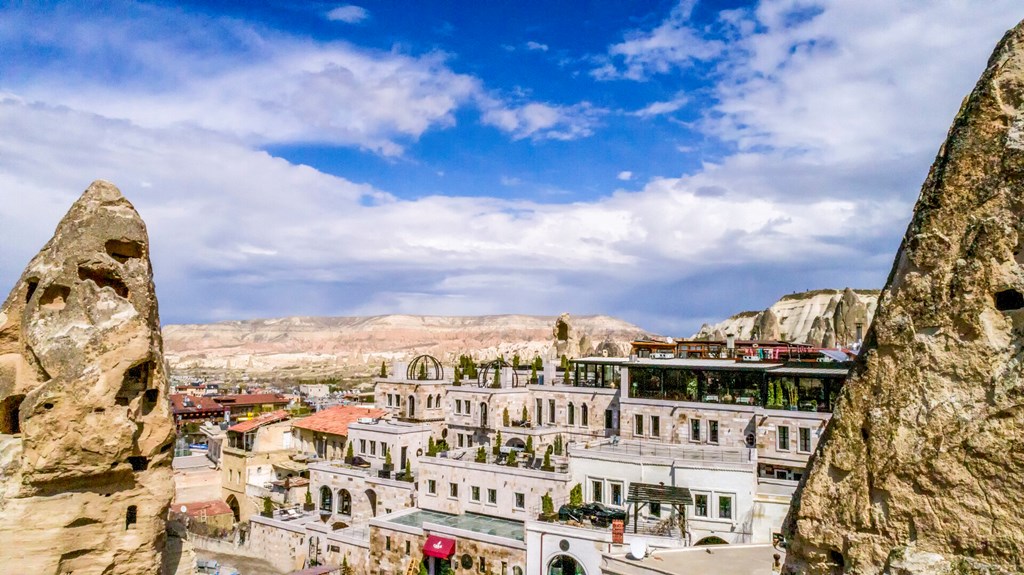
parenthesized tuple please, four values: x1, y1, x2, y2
(693, 288, 880, 347)
(163, 313, 652, 379)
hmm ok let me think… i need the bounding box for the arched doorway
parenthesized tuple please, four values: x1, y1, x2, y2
(548, 554, 586, 575)
(226, 495, 241, 522)
(408, 395, 416, 418)
(338, 489, 352, 515)
(319, 486, 333, 512)
(0, 394, 25, 435)
(505, 437, 526, 450)
(365, 489, 377, 517)
(479, 402, 488, 427)
(695, 536, 728, 546)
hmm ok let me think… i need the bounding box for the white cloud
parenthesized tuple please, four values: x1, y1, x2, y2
(327, 5, 369, 24)
(481, 101, 604, 141)
(593, 0, 724, 80)
(617, 171, 633, 181)
(500, 176, 522, 186)
(632, 93, 689, 117)
(526, 41, 549, 52)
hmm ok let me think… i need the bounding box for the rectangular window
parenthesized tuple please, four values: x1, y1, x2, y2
(479, 557, 486, 573)
(536, 399, 543, 423)
(581, 405, 589, 426)
(778, 426, 790, 451)
(694, 494, 708, 517)
(487, 488, 497, 504)
(405, 540, 410, 555)
(471, 486, 480, 502)
(650, 415, 660, 437)
(605, 409, 614, 430)
(454, 399, 460, 414)
(548, 399, 555, 423)
(427, 480, 436, 495)
(502, 562, 508, 575)
(690, 419, 701, 442)
(360, 439, 366, 454)
(515, 493, 525, 509)
(568, 404, 575, 425)
(610, 482, 623, 506)
(380, 441, 387, 456)
(385, 536, 391, 551)
(634, 414, 643, 436)
(709, 420, 719, 444)
(450, 482, 458, 498)
(799, 427, 811, 452)
(387, 394, 393, 407)
(458, 434, 465, 448)
(370, 441, 376, 456)
(719, 495, 733, 519)
(591, 479, 603, 503)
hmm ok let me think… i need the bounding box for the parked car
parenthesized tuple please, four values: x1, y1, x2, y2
(557, 502, 627, 527)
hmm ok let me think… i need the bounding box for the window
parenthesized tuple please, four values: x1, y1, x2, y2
(471, 486, 481, 502)
(581, 404, 589, 426)
(694, 494, 708, 517)
(610, 482, 623, 506)
(536, 398, 543, 423)
(690, 419, 701, 442)
(513, 568, 523, 575)
(650, 502, 661, 517)
(370, 442, 376, 456)
(591, 479, 603, 503)
(487, 488, 497, 504)
(548, 399, 555, 423)
(319, 486, 333, 511)
(568, 403, 575, 425)
(387, 394, 393, 407)
(709, 420, 719, 444)
(605, 409, 614, 430)
(778, 426, 790, 451)
(719, 495, 733, 519)
(385, 536, 391, 551)
(427, 396, 433, 409)
(479, 557, 487, 573)
(515, 493, 525, 509)
(458, 434, 465, 448)
(380, 441, 387, 456)
(450, 482, 459, 498)
(338, 489, 351, 515)
(502, 562, 508, 575)
(427, 480, 436, 495)
(634, 414, 643, 436)
(125, 505, 137, 529)
(799, 427, 812, 452)
(650, 415, 660, 437)
(405, 540, 411, 555)
(360, 439, 366, 454)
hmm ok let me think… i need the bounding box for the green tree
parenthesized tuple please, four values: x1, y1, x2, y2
(505, 450, 518, 467)
(542, 492, 554, 516)
(453, 366, 462, 386)
(402, 459, 412, 481)
(492, 365, 501, 388)
(384, 446, 392, 468)
(512, 353, 521, 369)
(533, 356, 543, 370)
(305, 488, 313, 507)
(493, 430, 502, 456)
(262, 496, 273, 517)
(521, 405, 529, 424)
(560, 355, 569, 370)
(525, 436, 534, 454)
(417, 361, 427, 380)
(542, 447, 552, 470)
(475, 446, 487, 463)
(345, 442, 354, 463)
(379, 361, 387, 378)
(427, 437, 436, 457)
(553, 434, 563, 456)
(502, 407, 510, 427)
(340, 555, 353, 575)
(529, 364, 538, 385)
(569, 483, 583, 507)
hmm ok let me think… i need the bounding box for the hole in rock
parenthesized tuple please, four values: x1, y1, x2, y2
(25, 279, 39, 303)
(105, 239, 143, 263)
(115, 397, 129, 406)
(94, 407, 105, 413)
(160, 441, 173, 453)
(77, 266, 129, 299)
(127, 456, 149, 472)
(43, 402, 53, 410)
(0, 394, 26, 434)
(829, 550, 845, 567)
(125, 505, 137, 529)
(65, 517, 100, 528)
(144, 389, 158, 403)
(39, 284, 71, 311)
(117, 361, 152, 406)
(142, 387, 159, 415)
(861, 426, 870, 442)
(994, 289, 1024, 311)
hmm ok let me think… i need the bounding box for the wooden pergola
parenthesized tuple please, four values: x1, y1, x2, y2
(626, 482, 692, 535)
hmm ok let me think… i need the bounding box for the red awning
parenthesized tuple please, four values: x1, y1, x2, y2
(423, 535, 456, 559)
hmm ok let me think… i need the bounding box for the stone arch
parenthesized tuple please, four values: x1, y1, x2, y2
(226, 495, 241, 522)
(506, 437, 526, 449)
(695, 536, 729, 546)
(547, 554, 586, 575)
(338, 489, 352, 515)
(365, 489, 378, 517)
(319, 486, 333, 512)
(427, 395, 433, 409)
(0, 394, 26, 434)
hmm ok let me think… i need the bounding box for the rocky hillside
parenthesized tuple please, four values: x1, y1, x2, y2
(693, 288, 880, 347)
(163, 313, 651, 380)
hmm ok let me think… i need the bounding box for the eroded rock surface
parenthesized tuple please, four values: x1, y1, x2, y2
(0, 181, 174, 574)
(784, 22, 1024, 574)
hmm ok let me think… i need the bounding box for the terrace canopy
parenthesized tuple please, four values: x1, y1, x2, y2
(626, 483, 693, 535)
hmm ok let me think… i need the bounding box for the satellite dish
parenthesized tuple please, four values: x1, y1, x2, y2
(180, 505, 187, 513)
(629, 539, 647, 560)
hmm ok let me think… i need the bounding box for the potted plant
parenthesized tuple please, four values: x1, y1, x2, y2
(525, 436, 534, 455)
(493, 431, 502, 456)
(382, 447, 394, 473)
(505, 450, 518, 468)
(521, 405, 530, 427)
(303, 488, 314, 511)
(541, 446, 554, 472)
(503, 407, 510, 427)
(344, 442, 354, 464)
(540, 492, 556, 521)
(475, 446, 487, 463)
(569, 483, 583, 507)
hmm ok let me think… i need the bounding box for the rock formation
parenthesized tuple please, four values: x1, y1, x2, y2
(784, 21, 1024, 574)
(0, 181, 175, 573)
(694, 288, 878, 347)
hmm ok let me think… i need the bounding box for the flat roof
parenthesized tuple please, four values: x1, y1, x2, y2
(573, 357, 851, 377)
(603, 544, 783, 575)
(386, 510, 525, 542)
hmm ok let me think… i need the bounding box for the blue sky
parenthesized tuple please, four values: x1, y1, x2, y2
(0, 2, 1021, 334)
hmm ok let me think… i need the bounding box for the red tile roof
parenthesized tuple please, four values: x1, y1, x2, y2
(213, 393, 289, 406)
(175, 500, 233, 517)
(228, 409, 290, 433)
(291, 406, 388, 437)
(169, 394, 224, 414)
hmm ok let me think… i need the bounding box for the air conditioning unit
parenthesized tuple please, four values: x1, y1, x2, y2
(357, 417, 377, 424)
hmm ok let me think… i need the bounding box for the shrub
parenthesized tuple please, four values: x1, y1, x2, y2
(542, 492, 554, 515)
(493, 431, 502, 456)
(569, 483, 583, 507)
(475, 446, 487, 463)
(345, 442, 354, 463)
(503, 407, 510, 427)
(525, 436, 534, 454)
(379, 361, 387, 378)
(505, 450, 518, 467)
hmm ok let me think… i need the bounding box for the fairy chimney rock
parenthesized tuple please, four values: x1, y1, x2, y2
(0, 180, 174, 574)
(784, 21, 1024, 574)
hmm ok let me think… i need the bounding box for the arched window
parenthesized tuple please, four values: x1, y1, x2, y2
(408, 395, 416, 418)
(435, 394, 441, 408)
(319, 486, 333, 512)
(338, 489, 352, 515)
(427, 396, 433, 409)
(581, 404, 589, 426)
(568, 403, 575, 426)
(548, 555, 586, 575)
(125, 505, 138, 530)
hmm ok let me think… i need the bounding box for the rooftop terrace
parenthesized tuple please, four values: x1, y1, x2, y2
(384, 509, 525, 542)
